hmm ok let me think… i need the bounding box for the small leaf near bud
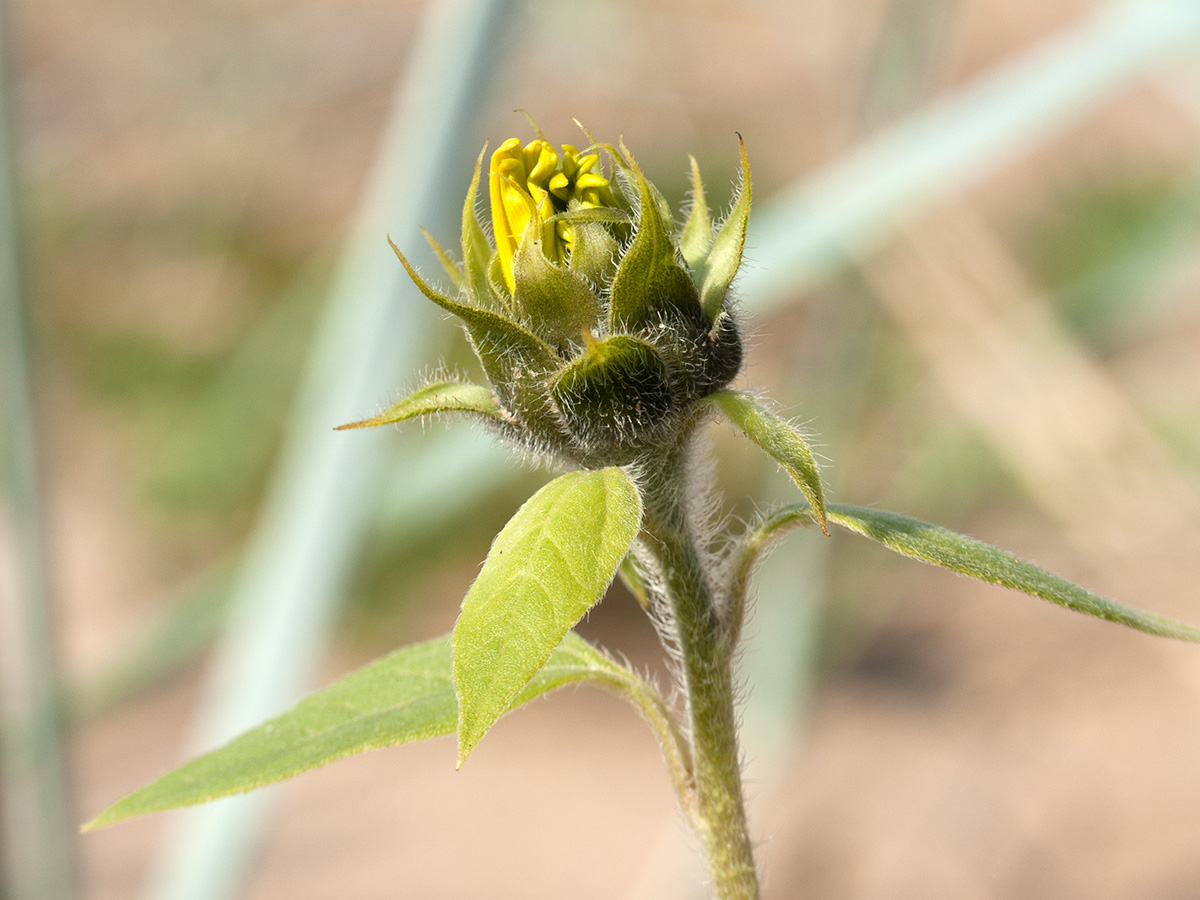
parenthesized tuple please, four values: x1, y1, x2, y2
(462, 147, 498, 309)
(679, 155, 713, 271)
(608, 152, 702, 333)
(698, 136, 751, 323)
(709, 389, 828, 534)
(335, 381, 503, 430)
(453, 467, 643, 765)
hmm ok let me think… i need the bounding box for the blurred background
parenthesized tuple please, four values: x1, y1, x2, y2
(2, 0, 1200, 897)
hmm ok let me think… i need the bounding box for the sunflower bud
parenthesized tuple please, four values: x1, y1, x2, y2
(391, 126, 751, 467)
(490, 138, 616, 293)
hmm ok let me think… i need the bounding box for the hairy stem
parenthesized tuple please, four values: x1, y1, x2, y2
(638, 441, 760, 900)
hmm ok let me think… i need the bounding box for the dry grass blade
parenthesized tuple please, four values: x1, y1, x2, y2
(0, 18, 75, 900)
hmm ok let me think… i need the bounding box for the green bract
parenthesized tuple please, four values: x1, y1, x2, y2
(390, 131, 750, 468)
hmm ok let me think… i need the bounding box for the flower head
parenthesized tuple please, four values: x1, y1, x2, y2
(489, 138, 615, 291)
(385, 124, 753, 468)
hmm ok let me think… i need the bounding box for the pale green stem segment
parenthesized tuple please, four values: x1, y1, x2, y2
(452, 467, 642, 765)
(736, 502, 1200, 643)
(708, 389, 828, 534)
(638, 446, 761, 900)
(83, 631, 685, 831)
(335, 381, 504, 430)
(600, 648, 697, 828)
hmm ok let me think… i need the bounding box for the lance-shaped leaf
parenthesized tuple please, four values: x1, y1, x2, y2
(453, 467, 643, 765)
(708, 390, 828, 534)
(679, 155, 712, 271)
(84, 632, 638, 830)
(698, 137, 751, 322)
(389, 238, 559, 381)
(335, 381, 503, 431)
(747, 502, 1200, 642)
(608, 152, 701, 332)
(829, 505, 1200, 639)
(512, 218, 603, 350)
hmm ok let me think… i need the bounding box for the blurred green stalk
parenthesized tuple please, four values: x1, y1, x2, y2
(744, 0, 1200, 308)
(142, 2, 519, 900)
(0, 8, 75, 900)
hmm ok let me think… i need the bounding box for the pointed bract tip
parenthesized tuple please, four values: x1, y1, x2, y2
(387, 236, 457, 309)
(572, 117, 598, 148)
(333, 418, 372, 431)
(516, 109, 548, 142)
(618, 135, 635, 168)
(455, 736, 474, 770)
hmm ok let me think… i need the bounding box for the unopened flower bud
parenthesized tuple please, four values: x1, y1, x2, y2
(391, 124, 752, 468)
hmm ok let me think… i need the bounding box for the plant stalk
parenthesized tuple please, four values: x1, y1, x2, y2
(638, 440, 760, 900)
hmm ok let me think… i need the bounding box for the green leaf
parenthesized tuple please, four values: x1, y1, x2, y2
(679, 155, 712, 271)
(698, 137, 751, 322)
(84, 632, 627, 829)
(453, 467, 643, 765)
(755, 502, 1200, 642)
(335, 381, 503, 431)
(829, 504, 1200, 640)
(709, 390, 828, 533)
(607, 153, 701, 332)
